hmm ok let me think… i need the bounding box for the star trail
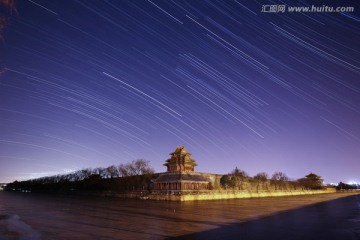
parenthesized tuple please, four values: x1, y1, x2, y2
(0, 0, 359, 184)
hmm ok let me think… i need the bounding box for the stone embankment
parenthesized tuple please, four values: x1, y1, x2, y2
(71, 188, 343, 201)
(148, 188, 337, 201)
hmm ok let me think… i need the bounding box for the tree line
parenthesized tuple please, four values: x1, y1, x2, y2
(220, 167, 324, 190)
(6, 162, 345, 194)
(337, 182, 360, 190)
(5, 159, 156, 193)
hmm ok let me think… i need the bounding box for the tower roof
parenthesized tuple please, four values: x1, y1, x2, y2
(172, 145, 189, 155)
(164, 146, 198, 172)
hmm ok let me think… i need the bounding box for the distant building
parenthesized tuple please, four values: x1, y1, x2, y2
(152, 146, 216, 192)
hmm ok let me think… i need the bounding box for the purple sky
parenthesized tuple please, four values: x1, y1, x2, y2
(1, 0, 359, 184)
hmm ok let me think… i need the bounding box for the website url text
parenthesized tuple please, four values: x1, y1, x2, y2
(261, 5, 355, 13)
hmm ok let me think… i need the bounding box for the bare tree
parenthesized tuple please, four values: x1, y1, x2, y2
(118, 159, 154, 177)
(253, 172, 268, 191)
(132, 159, 154, 175)
(82, 168, 93, 179)
(118, 163, 129, 177)
(106, 165, 119, 178)
(220, 175, 232, 189)
(271, 171, 289, 190)
(231, 167, 249, 190)
(97, 167, 108, 179)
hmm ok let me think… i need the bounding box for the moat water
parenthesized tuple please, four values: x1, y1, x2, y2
(0, 191, 359, 240)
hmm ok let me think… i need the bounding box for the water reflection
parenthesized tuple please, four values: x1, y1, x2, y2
(0, 192, 358, 239)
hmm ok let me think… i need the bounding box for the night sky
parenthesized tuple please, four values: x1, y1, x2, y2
(1, 0, 359, 184)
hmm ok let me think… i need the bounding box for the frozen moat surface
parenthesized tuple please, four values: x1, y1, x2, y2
(0, 191, 359, 239)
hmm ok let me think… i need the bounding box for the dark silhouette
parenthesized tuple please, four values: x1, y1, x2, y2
(298, 173, 323, 190)
(5, 159, 156, 194)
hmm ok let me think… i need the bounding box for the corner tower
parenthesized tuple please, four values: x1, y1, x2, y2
(152, 146, 210, 193)
(164, 146, 198, 172)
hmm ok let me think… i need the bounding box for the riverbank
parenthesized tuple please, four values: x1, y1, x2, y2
(148, 188, 337, 201)
(57, 188, 342, 201)
(6, 186, 354, 202)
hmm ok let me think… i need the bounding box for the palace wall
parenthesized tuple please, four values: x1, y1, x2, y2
(148, 188, 337, 201)
(193, 172, 223, 189)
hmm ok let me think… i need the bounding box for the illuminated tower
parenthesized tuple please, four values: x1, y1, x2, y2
(152, 146, 210, 192)
(164, 146, 198, 172)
